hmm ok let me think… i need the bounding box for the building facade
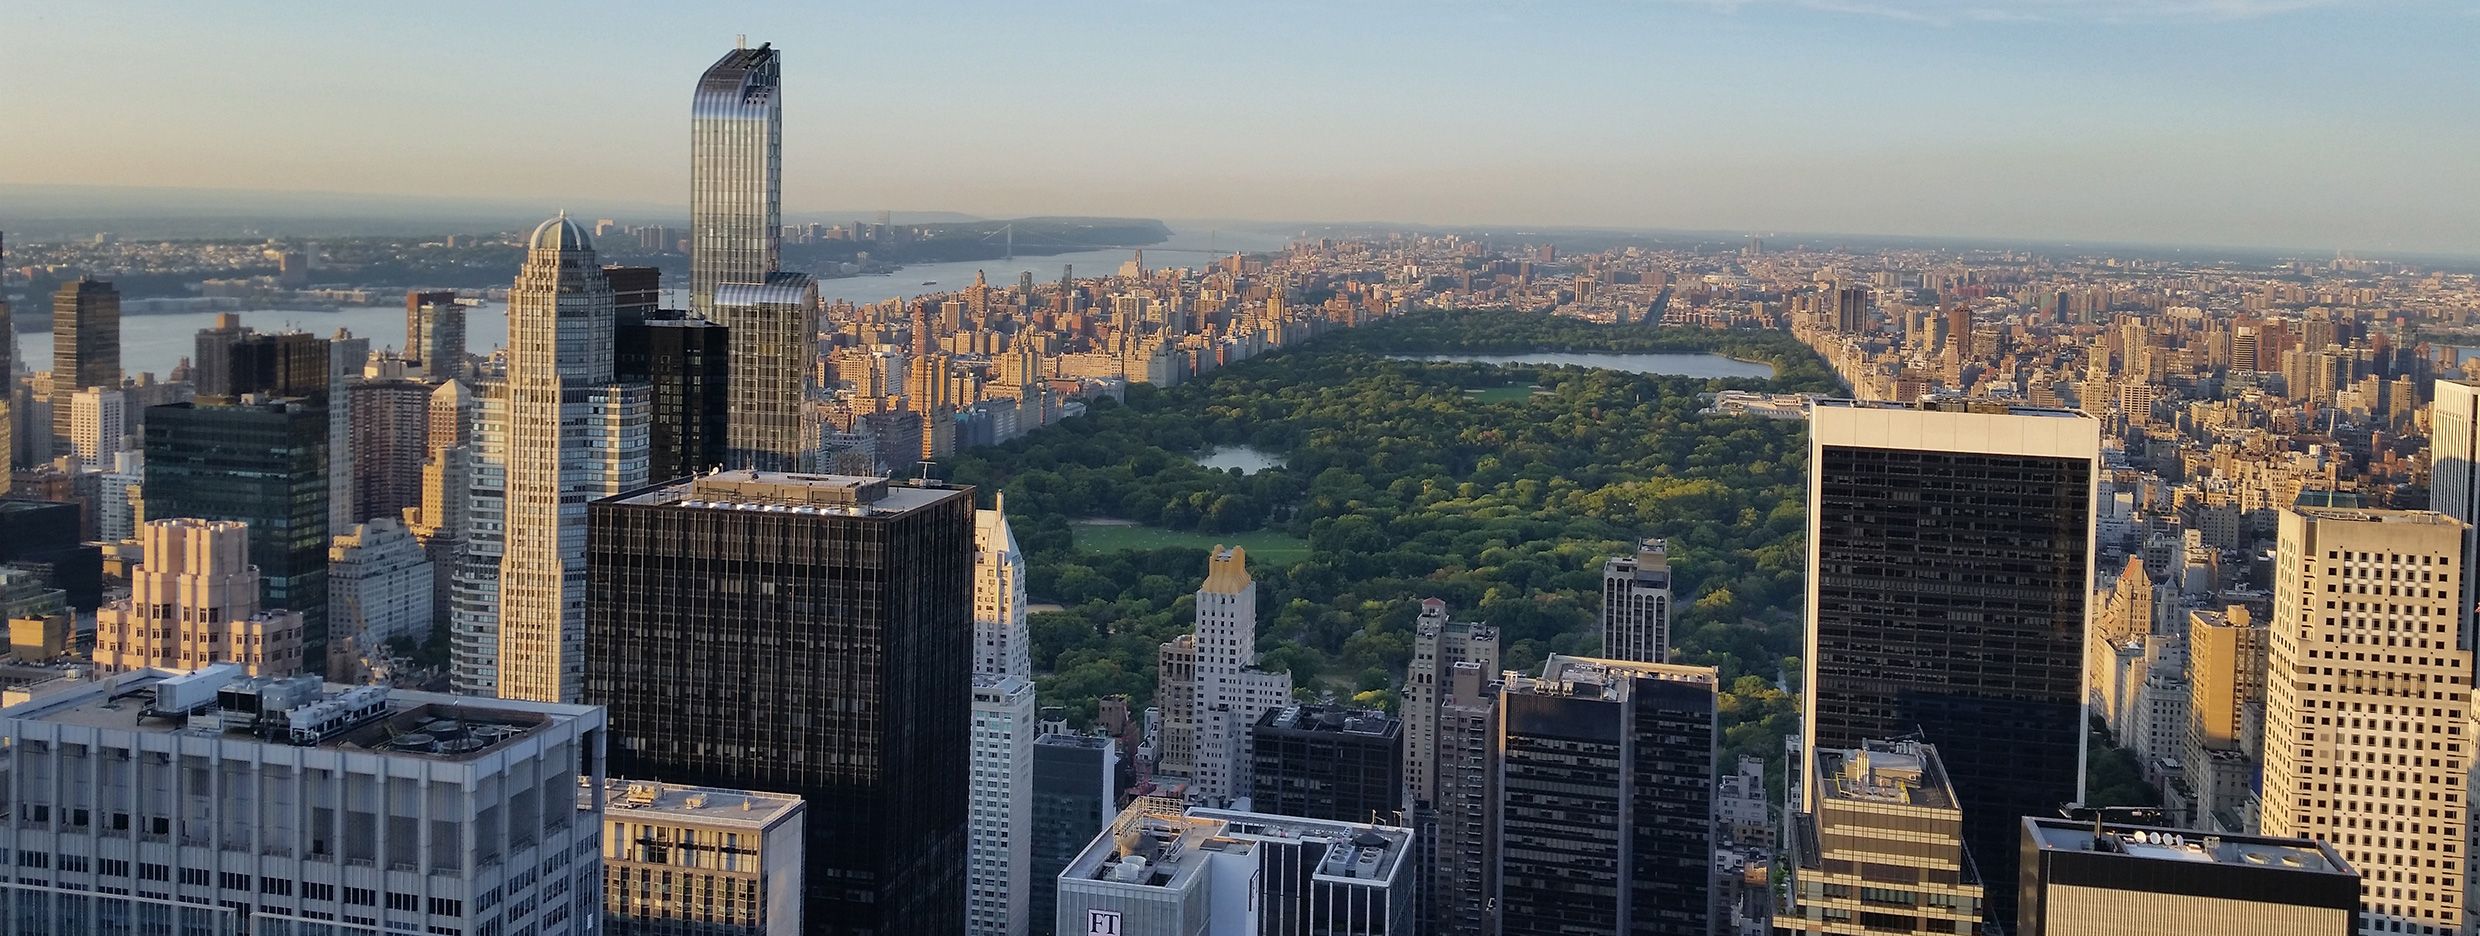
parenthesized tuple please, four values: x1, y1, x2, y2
(586, 471, 973, 936)
(1804, 400, 2098, 924)
(709, 275, 819, 472)
(91, 518, 304, 677)
(141, 397, 330, 668)
(495, 215, 650, 704)
(596, 779, 807, 936)
(690, 43, 782, 320)
(616, 312, 730, 483)
(2018, 818, 2359, 936)
(972, 675, 1037, 936)
(2259, 507, 2470, 935)
(50, 277, 119, 404)
(1247, 705, 1402, 825)
(1784, 740, 1984, 936)
(1495, 655, 1717, 936)
(976, 495, 1032, 680)
(349, 378, 434, 526)
(1599, 538, 1673, 663)
(327, 518, 433, 680)
(1031, 733, 1116, 936)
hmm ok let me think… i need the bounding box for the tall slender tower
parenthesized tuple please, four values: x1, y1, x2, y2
(975, 493, 1031, 679)
(494, 215, 648, 703)
(2429, 378, 2480, 647)
(690, 42, 782, 318)
(1185, 546, 1293, 806)
(51, 276, 120, 401)
(1803, 400, 2098, 930)
(1600, 537, 1673, 662)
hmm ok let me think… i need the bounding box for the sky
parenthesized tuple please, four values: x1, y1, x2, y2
(4, 0, 2478, 254)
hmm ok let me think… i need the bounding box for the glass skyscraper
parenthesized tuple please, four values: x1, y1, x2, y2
(1803, 400, 2099, 932)
(690, 43, 781, 318)
(141, 398, 330, 669)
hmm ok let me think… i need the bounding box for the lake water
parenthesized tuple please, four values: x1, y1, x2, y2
(17, 225, 1298, 377)
(1388, 352, 1775, 379)
(1195, 445, 1286, 474)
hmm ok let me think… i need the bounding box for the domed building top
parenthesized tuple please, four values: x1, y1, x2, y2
(528, 212, 593, 253)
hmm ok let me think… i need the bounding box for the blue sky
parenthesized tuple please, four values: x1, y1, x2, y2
(4, 0, 2476, 252)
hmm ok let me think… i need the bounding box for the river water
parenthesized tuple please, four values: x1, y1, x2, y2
(20, 226, 1294, 377)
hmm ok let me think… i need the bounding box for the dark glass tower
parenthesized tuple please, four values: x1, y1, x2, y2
(50, 277, 119, 401)
(1247, 704, 1402, 824)
(587, 471, 973, 936)
(690, 44, 781, 318)
(1029, 733, 1114, 936)
(194, 325, 330, 402)
(615, 313, 729, 483)
(1495, 656, 1716, 936)
(141, 398, 330, 665)
(1804, 400, 2099, 932)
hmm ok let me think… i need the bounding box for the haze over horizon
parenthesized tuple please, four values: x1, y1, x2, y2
(5, 0, 2475, 254)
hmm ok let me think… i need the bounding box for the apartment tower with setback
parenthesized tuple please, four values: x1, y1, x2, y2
(1162, 546, 1293, 806)
(691, 43, 818, 471)
(586, 471, 973, 936)
(2428, 378, 2480, 646)
(2260, 506, 2470, 935)
(1804, 400, 2098, 927)
(976, 494, 1032, 680)
(1600, 538, 1674, 663)
(492, 215, 649, 704)
(90, 518, 305, 677)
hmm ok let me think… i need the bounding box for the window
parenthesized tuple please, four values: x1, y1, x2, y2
(302, 882, 335, 902)
(171, 867, 204, 886)
(260, 877, 292, 896)
(345, 886, 378, 906)
(386, 892, 420, 912)
(219, 871, 249, 890)
(429, 897, 466, 917)
(99, 860, 129, 878)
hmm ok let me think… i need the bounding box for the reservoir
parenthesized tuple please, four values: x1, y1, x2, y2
(1195, 446, 1286, 474)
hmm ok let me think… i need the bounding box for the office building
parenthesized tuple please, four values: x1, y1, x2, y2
(690, 43, 782, 319)
(1166, 546, 1293, 807)
(587, 471, 974, 936)
(2428, 379, 2480, 648)
(2184, 605, 2268, 834)
(1404, 600, 1499, 802)
(0, 665, 604, 936)
(142, 396, 330, 667)
(2260, 507, 2469, 935)
(605, 265, 663, 324)
(2018, 818, 2359, 936)
(1032, 733, 1117, 936)
(976, 494, 1032, 679)
(350, 378, 434, 525)
(448, 380, 507, 697)
(1248, 705, 1402, 825)
(91, 518, 305, 676)
(1496, 655, 1717, 936)
(50, 276, 119, 403)
(495, 215, 650, 704)
(1600, 537, 1673, 663)
(616, 311, 729, 482)
(1804, 400, 2099, 925)
(595, 779, 807, 936)
(327, 518, 433, 680)
(1429, 660, 1498, 936)
(1055, 803, 1416, 936)
(1783, 740, 1984, 936)
(66, 386, 125, 470)
(406, 290, 468, 379)
(0, 499, 102, 611)
(710, 274, 819, 471)
(95, 450, 142, 543)
(973, 675, 1038, 936)
(327, 329, 368, 535)
(193, 322, 327, 402)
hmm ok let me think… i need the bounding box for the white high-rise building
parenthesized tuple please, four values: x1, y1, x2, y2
(66, 385, 123, 471)
(96, 449, 142, 542)
(328, 518, 434, 681)
(969, 675, 1036, 936)
(2260, 506, 2471, 936)
(1184, 546, 1292, 806)
(450, 384, 507, 697)
(0, 666, 605, 936)
(1600, 538, 1673, 663)
(328, 328, 367, 535)
(491, 216, 649, 704)
(2429, 379, 2480, 648)
(975, 495, 1031, 679)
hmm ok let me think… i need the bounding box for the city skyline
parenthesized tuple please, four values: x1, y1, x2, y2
(3, 2, 2474, 254)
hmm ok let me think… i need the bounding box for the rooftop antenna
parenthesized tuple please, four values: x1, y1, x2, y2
(737, 34, 747, 49)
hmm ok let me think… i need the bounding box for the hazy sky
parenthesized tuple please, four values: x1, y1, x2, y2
(5, 0, 2478, 253)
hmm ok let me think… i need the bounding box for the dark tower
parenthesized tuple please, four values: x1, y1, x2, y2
(588, 471, 973, 936)
(142, 398, 331, 666)
(1247, 704, 1403, 824)
(615, 311, 728, 483)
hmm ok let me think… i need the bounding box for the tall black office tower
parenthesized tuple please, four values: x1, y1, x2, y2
(588, 470, 974, 936)
(1495, 655, 1717, 936)
(142, 397, 330, 665)
(615, 311, 728, 483)
(1029, 733, 1115, 936)
(1248, 704, 1403, 824)
(1804, 399, 2099, 932)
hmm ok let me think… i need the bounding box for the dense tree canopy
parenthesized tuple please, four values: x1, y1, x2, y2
(942, 308, 1834, 785)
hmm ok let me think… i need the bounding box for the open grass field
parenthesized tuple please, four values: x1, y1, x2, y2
(1464, 385, 1541, 403)
(1071, 520, 1313, 566)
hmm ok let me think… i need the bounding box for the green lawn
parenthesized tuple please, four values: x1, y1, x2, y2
(1072, 522, 1313, 566)
(1465, 385, 1540, 403)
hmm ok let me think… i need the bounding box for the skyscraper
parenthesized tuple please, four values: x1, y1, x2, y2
(50, 276, 119, 402)
(586, 471, 973, 936)
(615, 311, 729, 482)
(2183, 605, 2268, 833)
(1030, 733, 1116, 936)
(1782, 739, 1984, 936)
(712, 274, 820, 471)
(2427, 379, 2480, 647)
(2017, 818, 2359, 936)
(975, 494, 1031, 679)
(1247, 704, 1402, 824)
(970, 674, 1036, 936)
(1431, 660, 1500, 936)
(492, 216, 649, 704)
(1600, 537, 1673, 663)
(1496, 655, 1717, 936)
(1173, 545, 1293, 806)
(143, 396, 330, 667)
(348, 378, 433, 525)
(326, 328, 368, 535)
(2260, 507, 2469, 935)
(690, 43, 782, 318)
(1804, 400, 2099, 929)
(326, 518, 433, 682)
(1833, 286, 1867, 334)
(91, 518, 304, 677)
(405, 290, 468, 379)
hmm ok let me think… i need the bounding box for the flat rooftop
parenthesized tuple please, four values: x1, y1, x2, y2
(1256, 705, 1399, 738)
(2024, 818, 2348, 876)
(605, 469, 966, 515)
(1813, 398, 2091, 419)
(590, 778, 804, 829)
(4, 668, 585, 761)
(1187, 808, 1414, 886)
(1814, 741, 1957, 810)
(1515, 654, 1716, 702)
(1066, 808, 1240, 892)
(2293, 506, 2462, 527)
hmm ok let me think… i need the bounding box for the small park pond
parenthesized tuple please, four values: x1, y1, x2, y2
(1195, 445, 1287, 474)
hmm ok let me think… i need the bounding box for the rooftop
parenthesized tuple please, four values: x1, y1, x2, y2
(588, 778, 804, 830)
(1813, 398, 2091, 419)
(1254, 704, 1399, 738)
(4, 667, 586, 760)
(2023, 818, 2350, 877)
(1512, 654, 1716, 702)
(607, 470, 967, 515)
(1814, 740, 1958, 810)
(1066, 807, 1239, 892)
(2293, 506, 2462, 527)
(1188, 808, 1414, 886)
